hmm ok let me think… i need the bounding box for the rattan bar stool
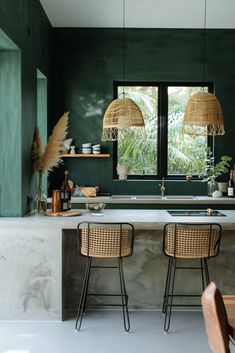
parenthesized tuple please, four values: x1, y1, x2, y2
(162, 223, 222, 333)
(75, 221, 134, 332)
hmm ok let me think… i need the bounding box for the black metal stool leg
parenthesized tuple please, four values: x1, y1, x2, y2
(82, 257, 92, 314)
(118, 258, 130, 332)
(204, 258, 210, 285)
(162, 257, 173, 314)
(164, 258, 177, 333)
(200, 258, 206, 291)
(75, 257, 92, 331)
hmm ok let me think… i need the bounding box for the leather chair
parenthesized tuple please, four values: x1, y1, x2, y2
(202, 282, 233, 353)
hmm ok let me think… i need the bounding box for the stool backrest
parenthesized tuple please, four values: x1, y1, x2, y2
(77, 222, 134, 258)
(163, 223, 221, 259)
(202, 282, 231, 353)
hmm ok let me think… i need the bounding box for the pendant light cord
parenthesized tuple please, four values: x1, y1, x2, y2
(202, 0, 207, 87)
(203, 0, 215, 163)
(122, 0, 126, 97)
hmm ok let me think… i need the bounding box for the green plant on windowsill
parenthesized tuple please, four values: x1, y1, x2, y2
(195, 148, 231, 182)
(191, 147, 232, 196)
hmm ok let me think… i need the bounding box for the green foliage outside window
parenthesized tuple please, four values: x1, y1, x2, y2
(117, 84, 213, 177)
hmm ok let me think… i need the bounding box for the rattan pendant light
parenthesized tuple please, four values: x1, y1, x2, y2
(183, 0, 225, 136)
(101, 0, 145, 141)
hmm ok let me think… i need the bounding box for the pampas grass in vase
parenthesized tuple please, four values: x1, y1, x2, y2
(32, 112, 69, 213)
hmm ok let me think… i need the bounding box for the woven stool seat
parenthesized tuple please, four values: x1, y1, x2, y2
(162, 223, 222, 333)
(79, 224, 133, 258)
(164, 223, 221, 259)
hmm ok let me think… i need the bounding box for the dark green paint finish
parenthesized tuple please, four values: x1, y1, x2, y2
(0, 49, 21, 216)
(0, 0, 52, 216)
(1, 9, 235, 216)
(52, 28, 235, 196)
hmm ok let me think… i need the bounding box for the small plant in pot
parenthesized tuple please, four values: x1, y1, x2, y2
(194, 147, 231, 197)
(116, 157, 131, 180)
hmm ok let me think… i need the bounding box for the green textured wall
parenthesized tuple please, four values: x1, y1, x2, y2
(1, 7, 235, 214)
(37, 70, 47, 193)
(0, 0, 52, 216)
(0, 48, 21, 216)
(52, 28, 235, 196)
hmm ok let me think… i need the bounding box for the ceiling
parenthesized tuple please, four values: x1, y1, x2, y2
(39, 0, 235, 29)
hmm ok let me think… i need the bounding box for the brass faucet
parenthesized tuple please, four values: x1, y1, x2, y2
(159, 177, 166, 197)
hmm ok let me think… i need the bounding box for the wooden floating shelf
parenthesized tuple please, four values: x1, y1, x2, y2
(61, 154, 111, 158)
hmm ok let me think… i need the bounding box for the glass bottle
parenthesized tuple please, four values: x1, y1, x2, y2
(61, 170, 71, 211)
(35, 171, 47, 214)
(228, 170, 234, 198)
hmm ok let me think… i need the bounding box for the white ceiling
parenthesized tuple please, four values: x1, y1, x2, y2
(39, 0, 235, 29)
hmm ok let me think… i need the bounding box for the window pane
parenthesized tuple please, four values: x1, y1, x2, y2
(168, 87, 208, 175)
(117, 86, 158, 175)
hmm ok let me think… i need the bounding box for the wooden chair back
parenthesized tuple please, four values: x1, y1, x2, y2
(202, 282, 231, 353)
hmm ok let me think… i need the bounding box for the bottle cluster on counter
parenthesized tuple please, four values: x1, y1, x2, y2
(52, 170, 71, 213)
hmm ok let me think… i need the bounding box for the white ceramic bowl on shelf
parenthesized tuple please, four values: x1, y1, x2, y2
(82, 148, 92, 154)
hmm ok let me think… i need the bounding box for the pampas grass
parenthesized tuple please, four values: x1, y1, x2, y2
(32, 112, 69, 174)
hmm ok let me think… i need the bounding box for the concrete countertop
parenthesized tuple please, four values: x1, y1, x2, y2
(1, 209, 235, 230)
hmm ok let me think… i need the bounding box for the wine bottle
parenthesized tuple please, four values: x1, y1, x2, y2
(61, 170, 72, 211)
(228, 170, 234, 198)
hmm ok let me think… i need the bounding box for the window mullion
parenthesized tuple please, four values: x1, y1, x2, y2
(158, 84, 168, 178)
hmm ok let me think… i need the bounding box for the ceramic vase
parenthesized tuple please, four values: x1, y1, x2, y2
(116, 164, 131, 180)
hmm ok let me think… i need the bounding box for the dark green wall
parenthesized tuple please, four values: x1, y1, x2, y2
(52, 28, 235, 196)
(0, 0, 52, 216)
(1, 5, 235, 215)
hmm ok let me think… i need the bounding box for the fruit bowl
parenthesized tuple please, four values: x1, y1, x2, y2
(85, 203, 106, 213)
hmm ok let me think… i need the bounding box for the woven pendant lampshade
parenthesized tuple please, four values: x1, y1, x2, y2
(183, 0, 225, 137)
(102, 98, 145, 141)
(183, 91, 225, 136)
(101, 0, 145, 141)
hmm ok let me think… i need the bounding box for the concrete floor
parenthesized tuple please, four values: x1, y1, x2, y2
(0, 310, 220, 353)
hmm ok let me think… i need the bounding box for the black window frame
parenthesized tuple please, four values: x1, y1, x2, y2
(113, 81, 214, 180)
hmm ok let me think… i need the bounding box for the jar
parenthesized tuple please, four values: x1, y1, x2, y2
(207, 178, 218, 197)
(70, 146, 76, 154)
(52, 190, 61, 213)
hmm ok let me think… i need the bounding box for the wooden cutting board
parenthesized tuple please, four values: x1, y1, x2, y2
(45, 211, 83, 217)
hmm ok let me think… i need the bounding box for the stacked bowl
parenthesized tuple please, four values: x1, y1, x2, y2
(92, 144, 100, 155)
(82, 143, 92, 154)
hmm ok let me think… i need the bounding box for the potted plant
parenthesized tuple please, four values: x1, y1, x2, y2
(195, 147, 231, 196)
(32, 112, 69, 213)
(116, 157, 131, 180)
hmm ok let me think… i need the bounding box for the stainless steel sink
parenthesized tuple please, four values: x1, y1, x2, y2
(164, 195, 196, 200)
(168, 210, 226, 217)
(112, 195, 162, 200)
(112, 195, 196, 200)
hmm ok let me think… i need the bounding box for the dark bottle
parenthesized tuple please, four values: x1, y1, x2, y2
(228, 170, 234, 198)
(61, 170, 71, 211)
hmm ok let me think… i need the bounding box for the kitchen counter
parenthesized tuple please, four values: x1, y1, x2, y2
(47, 195, 235, 205)
(1, 208, 235, 229)
(0, 209, 235, 321)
